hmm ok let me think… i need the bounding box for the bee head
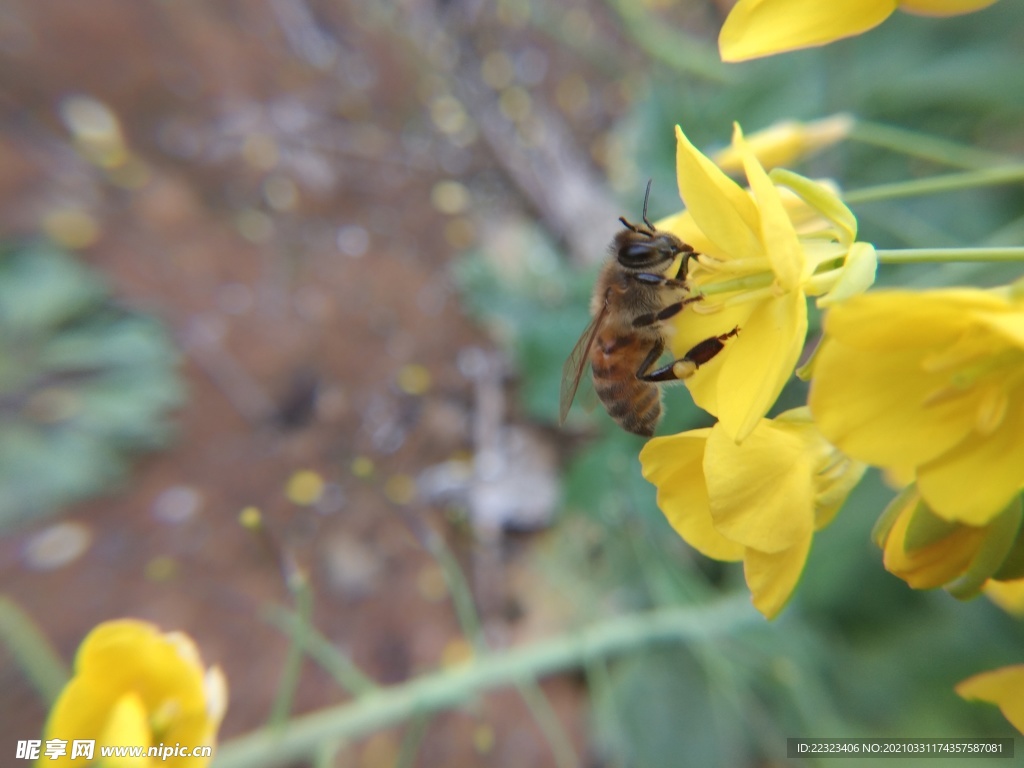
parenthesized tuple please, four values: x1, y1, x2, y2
(614, 181, 692, 271)
(614, 226, 689, 270)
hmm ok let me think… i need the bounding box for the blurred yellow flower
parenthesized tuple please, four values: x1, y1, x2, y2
(809, 287, 1024, 524)
(985, 578, 1024, 616)
(42, 620, 227, 767)
(658, 124, 874, 442)
(719, 0, 1001, 62)
(712, 114, 855, 174)
(640, 407, 865, 618)
(285, 469, 325, 506)
(873, 486, 1024, 597)
(956, 665, 1024, 734)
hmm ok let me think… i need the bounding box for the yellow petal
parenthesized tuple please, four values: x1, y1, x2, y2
(745, 532, 812, 619)
(717, 291, 807, 442)
(881, 495, 983, 588)
(712, 114, 855, 173)
(816, 242, 878, 307)
(203, 667, 229, 734)
(45, 622, 166, 751)
(735, 123, 804, 290)
(809, 341, 980, 468)
(956, 665, 1024, 734)
(82, 621, 208, 717)
(984, 579, 1024, 616)
(44, 620, 224, 768)
(43, 676, 115, 765)
(640, 431, 745, 561)
(916, 395, 1024, 524)
(675, 125, 762, 262)
(814, 453, 868, 529)
(973, 309, 1024, 348)
(655, 209, 719, 258)
(899, 0, 1000, 15)
(719, 0, 896, 62)
(704, 418, 815, 553)
(713, 120, 805, 174)
(99, 693, 151, 767)
(671, 300, 756, 419)
(820, 290, 1007, 350)
(883, 464, 917, 490)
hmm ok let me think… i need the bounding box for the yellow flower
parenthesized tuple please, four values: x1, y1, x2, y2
(640, 407, 865, 618)
(872, 485, 1024, 597)
(711, 114, 855, 174)
(658, 124, 874, 442)
(719, 0, 1001, 62)
(985, 578, 1024, 616)
(42, 620, 227, 766)
(808, 287, 1024, 525)
(956, 665, 1024, 734)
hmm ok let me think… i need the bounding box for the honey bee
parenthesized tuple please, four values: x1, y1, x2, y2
(559, 185, 739, 437)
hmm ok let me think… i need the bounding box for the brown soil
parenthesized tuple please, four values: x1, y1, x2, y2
(0, 1, 629, 765)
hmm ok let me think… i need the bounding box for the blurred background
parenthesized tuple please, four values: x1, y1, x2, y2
(1, 1, 1023, 766)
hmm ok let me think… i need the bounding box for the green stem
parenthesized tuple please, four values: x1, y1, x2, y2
(423, 527, 578, 768)
(848, 121, 1012, 170)
(212, 597, 757, 768)
(843, 164, 1024, 205)
(876, 248, 1024, 264)
(601, 0, 728, 83)
(698, 248, 1024, 298)
(514, 679, 578, 768)
(420, 527, 485, 653)
(0, 596, 70, 705)
(263, 606, 379, 697)
(267, 568, 313, 727)
(395, 712, 431, 768)
(312, 740, 342, 768)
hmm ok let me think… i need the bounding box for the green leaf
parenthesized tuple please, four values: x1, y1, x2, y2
(0, 241, 182, 531)
(0, 243, 107, 331)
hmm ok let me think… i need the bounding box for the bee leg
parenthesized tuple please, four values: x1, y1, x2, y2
(632, 296, 702, 329)
(630, 272, 685, 289)
(673, 248, 698, 280)
(639, 326, 740, 383)
(630, 250, 699, 290)
(633, 339, 666, 381)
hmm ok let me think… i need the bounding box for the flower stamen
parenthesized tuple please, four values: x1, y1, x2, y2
(975, 386, 1009, 434)
(695, 254, 772, 274)
(714, 285, 779, 310)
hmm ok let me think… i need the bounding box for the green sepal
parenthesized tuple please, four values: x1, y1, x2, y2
(946, 497, 1023, 600)
(871, 485, 917, 549)
(993, 495, 1024, 580)
(795, 336, 823, 381)
(816, 242, 878, 308)
(769, 167, 857, 246)
(903, 499, 960, 552)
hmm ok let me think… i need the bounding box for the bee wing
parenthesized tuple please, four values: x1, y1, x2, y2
(559, 303, 607, 425)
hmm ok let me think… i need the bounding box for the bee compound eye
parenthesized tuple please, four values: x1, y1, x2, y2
(619, 241, 654, 265)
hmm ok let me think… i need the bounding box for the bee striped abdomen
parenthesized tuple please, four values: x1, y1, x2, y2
(591, 331, 662, 437)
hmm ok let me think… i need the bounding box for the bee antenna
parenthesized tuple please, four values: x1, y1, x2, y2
(642, 179, 654, 230)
